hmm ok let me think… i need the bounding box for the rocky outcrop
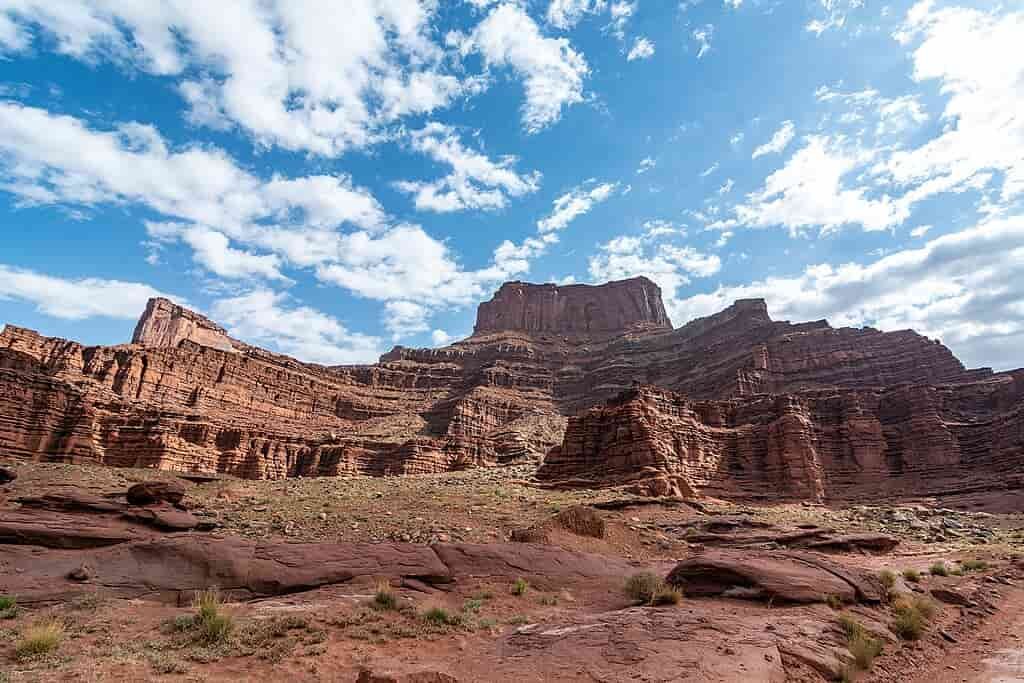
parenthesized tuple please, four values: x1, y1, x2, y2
(131, 297, 235, 352)
(473, 277, 672, 336)
(1, 277, 1020, 503)
(537, 382, 1024, 504)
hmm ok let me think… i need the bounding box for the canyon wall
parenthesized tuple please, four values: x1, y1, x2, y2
(1, 275, 1020, 505)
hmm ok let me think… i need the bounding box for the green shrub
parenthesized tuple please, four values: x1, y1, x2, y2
(878, 570, 897, 591)
(929, 562, 949, 577)
(902, 568, 921, 583)
(463, 598, 484, 613)
(421, 607, 461, 627)
(511, 578, 529, 597)
(14, 620, 64, 660)
(372, 581, 397, 611)
(538, 595, 558, 606)
(0, 595, 17, 620)
(193, 588, 233, 645)
(826, 594, 843, 610)
(961, 559, 988, 572)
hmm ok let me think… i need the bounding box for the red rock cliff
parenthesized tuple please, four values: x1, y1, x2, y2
(473, 277, 672, 336)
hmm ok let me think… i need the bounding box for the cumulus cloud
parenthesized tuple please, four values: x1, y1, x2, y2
(395, 122, 541, 213)
(589, 232, 720, 323)
(537, 180, 619, 233)
(636, 157, 656, 174)
(626, 36, 655, 61)
(752, 120, 795, 158)
(546, 0, 608, 29)
(0, 264, 178, 320)
(455, 3, 589, 133)
(211, 289, 383, 365)
(0, 0, 478, 156)
(674, 216, 1024, 371)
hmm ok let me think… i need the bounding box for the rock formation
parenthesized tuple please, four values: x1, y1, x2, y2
(1, 275, 1021, 505)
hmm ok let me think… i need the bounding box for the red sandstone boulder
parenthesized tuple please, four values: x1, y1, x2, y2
(126, 481, 186, 507)
(666, 550, 884, 604)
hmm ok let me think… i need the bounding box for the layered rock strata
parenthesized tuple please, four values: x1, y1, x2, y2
(1, 275, 1020, 503)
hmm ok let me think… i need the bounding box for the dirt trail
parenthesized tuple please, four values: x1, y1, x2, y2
(910, 584, 1024, 683)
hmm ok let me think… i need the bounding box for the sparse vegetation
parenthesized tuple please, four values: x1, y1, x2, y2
(624, 572, 681, 607)
(0, 595, 17, 620)
(826, 594, 843, 610)
(624, 572, 662, 604)
(892, 594, 936, 641)
(902, 568, 921, 583)
(372, 581, 398, 611)
(839, 614, 883, 671)
(421, 607, 462, 628)
(538, 594, 558, 606)
(14, 619, 65, 661)
(193, 588, 234, 645)
(961, 559, 988, 572)
(929, 561, 949, 577)
(511, 578, 529, 597)
(463, 598, 484, 613)
(878, 570, 897, 592)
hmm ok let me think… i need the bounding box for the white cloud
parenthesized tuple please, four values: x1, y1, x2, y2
(806, 0, 865, 35)
(752, 120, 795, 158)
(589, 233, 721, 323)
(537, 180, 619, 233)
(383, 300, 431, 340)
(674, 216, 1024, 371)
(395, 122, 541, 213)
(211, 290, 382, 365)
(717, 178, 735, 195)
(692, 24, 713, 58)
(431, 329, 454, 346)
(878, 3, 1024, 209)
(457, 3, 589, 133)
(0, 264, 178, 320)
(547, 0, 608, 29)
(700, 162, 719, 177)
(643, 219, 685, 238)
(910, 224, 932, 238)
(145, 223, 289, 282)
(719, 135, 908, 235)
(626, 36, 655, 61)
(636, 156, 656, 174)
(724, 0, 742, 8)
(0, 0, 476, 156)
(606, 1, 636, 40)
(729, 131, 744, 146)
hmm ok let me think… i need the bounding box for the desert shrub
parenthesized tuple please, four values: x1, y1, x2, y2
(624, 573, 662, 604)
(372, 581, 397, 611)
(902, 568, 921, 583)
(961, 559, 988, 572)
(891, 594, 936, 641)
(463, 598, 484, 613)
(421, 607, 461, 627)
(650, 585, 682, 606)
(14, 620, 64, 660)
(538, 595, 558, 606)
(511, 578, 529, 597)
(929, 561, 949, 577)
(0, 595, 17, 620)
(878, 570, 897, 591)
(826, 594, 843, 610)
(193, 588, 233, 645)
(838, 615, 883, 670)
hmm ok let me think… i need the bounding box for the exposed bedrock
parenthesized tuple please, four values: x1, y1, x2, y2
(1, 275, 1021, 504)
(537, 382, 1024, 503)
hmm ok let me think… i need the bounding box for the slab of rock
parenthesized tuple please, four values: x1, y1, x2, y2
(666, 550, 884, 604)
(126, 481, 186, 507)
(0, 510, 149, 549)
(16, 490, 123, 514)
(120, 505, 200, 531)
(799, 533, 899, 553)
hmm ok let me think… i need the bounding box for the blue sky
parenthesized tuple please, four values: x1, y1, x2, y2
(0, 0, 1022, 370)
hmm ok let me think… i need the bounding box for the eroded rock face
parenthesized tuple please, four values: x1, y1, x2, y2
(537, 382, 1024, 503)
(473, 277, 672, 335)
(1, 277, 1020, 503)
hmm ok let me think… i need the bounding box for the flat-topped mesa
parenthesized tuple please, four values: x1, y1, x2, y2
(473, 277, 672, 337)
(131, 298, 235, 352)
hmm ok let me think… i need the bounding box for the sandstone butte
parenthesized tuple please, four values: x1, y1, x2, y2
(1, 276, 1021, 506)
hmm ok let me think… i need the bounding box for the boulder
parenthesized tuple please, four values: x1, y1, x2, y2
(666, 550, 884, 604)
(126, 481, 186, 507)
